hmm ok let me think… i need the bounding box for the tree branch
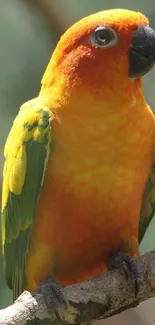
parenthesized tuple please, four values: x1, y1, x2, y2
(0, 250, 155, 325)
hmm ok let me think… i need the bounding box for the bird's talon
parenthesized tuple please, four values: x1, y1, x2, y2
(107, 252, 140, 297)
(120, 261, 130, 281)
(133, 275, 140, 297)
(34, 277, 68, 319)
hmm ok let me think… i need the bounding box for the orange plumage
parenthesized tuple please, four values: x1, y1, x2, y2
(2, 9, 155, 299)
(23, 9, 155, 292)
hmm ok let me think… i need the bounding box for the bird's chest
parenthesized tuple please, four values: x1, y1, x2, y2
(49, 120, 153, 211)
(27, 110, 154, 288)
(37, 137, 150, 255)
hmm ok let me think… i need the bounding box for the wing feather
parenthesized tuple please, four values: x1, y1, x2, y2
(139, 162, 155, 244)
(1, 100, 52, 300)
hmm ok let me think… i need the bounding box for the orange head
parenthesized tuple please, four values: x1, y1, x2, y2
(41, 9, 155, 100)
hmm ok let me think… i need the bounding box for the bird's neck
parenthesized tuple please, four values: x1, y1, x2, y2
(39, 71, 145, 120)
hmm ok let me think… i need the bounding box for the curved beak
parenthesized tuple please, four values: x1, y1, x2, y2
(129, 25, 155, 78)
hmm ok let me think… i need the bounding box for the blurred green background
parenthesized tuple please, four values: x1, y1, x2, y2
(0, 0, 155, 324)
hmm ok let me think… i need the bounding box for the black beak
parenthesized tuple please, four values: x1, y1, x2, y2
(129, 25, 155, 78)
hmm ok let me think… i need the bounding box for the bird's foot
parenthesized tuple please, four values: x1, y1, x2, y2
(107, 252, 140, 297)
(34, 277, 69, 320)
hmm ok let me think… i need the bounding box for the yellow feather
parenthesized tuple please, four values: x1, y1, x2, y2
(9, 145, 26, 195)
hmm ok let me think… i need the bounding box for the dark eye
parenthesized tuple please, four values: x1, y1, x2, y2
(89, 26, 118, 48)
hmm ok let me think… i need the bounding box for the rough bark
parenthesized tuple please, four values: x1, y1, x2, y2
(0, 251, 155, 325)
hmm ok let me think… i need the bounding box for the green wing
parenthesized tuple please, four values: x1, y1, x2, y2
(139, 162, 155, 244)
(1, 100, 52, 300)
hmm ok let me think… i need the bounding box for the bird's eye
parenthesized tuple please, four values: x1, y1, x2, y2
(89, 26, 118, 48)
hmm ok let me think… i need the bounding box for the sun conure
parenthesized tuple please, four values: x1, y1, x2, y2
(1, 9, 155, 303)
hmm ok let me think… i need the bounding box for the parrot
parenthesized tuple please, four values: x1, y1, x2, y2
(1, 8, 155, 312)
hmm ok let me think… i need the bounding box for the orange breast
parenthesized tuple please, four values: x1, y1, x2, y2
(24, 93, 155, 293)
(24, 168, 145, 292)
